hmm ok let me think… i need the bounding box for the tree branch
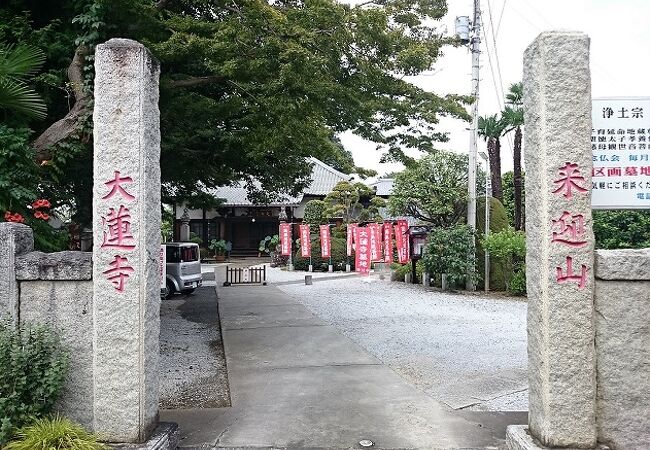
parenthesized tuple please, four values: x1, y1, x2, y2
(166, 75, 225, 88)
(33, 45, 92, 162)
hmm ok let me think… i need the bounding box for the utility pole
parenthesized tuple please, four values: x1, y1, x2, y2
(467, 0, 481, 291)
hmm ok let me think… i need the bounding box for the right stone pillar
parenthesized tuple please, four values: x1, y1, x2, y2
(518, 31, 597, 448)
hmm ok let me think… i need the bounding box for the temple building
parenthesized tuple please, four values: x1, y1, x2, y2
(173, 158, 351, 255)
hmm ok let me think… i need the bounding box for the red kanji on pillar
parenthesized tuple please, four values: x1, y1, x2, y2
(103, 254, 135, 292)
(553, 162, 588, 199)
(556, 256, 589, 289)
(101, 205, 136, 250)
(102, 170, 135, 200)
(551, 211, 587, 248)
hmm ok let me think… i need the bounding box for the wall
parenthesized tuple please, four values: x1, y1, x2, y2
(0, 224, 96, 430)
(594, 249, 650, 450)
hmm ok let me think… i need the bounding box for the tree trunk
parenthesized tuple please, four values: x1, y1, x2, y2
(33, 45, 92, 162)
(513, 126, 523, 230)
(487, 137, 503, 201)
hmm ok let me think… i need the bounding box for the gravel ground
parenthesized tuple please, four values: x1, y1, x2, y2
(159, 288, 230, 409)
(277, 276, 528, 411)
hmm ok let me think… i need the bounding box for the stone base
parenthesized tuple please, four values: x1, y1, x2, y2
(109, 423, 179, 450)
(506, 426, 610, 450)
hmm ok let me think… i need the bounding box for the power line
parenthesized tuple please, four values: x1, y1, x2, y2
(496, 0, 507, 37)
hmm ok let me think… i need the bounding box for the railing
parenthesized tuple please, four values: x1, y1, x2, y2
(224, 265, 267, 286)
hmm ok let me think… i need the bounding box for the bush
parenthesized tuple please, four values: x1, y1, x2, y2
(482, 228, 526, 294)
(477, 197, 509, 290)
(4, 416, 108, 450)
(0, 322, 69, 444)
(509, 268, 527, 296)
(294, 236, 353, 271)
(422, 224, 477, 288)
(303, 200, 327, 225)
(391, 261, 423, 283)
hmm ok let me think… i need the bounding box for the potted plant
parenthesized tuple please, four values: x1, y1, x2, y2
(209, 239, 227, 262)
(258, 235, 280, 259)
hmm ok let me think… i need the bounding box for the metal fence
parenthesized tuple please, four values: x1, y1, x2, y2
(224, 265, 266, 285)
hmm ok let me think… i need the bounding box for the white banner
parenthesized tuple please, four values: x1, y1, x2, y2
(592, 97, 650, 209)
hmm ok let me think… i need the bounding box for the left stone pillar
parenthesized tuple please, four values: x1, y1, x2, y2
(0, 223, 33, 322)
(93, 39, 161, 443)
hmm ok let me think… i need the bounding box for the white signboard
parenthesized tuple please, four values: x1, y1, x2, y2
(592, 97, 650, 209)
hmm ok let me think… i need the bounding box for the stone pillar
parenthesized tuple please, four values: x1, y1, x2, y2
(510, 31, 596, 449)
(0, 223, 33, 322)
(179, 208, 190, 241)
(92, 39, 161, 443)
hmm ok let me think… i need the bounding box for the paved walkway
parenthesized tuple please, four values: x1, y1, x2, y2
(161, 285, 526, 449)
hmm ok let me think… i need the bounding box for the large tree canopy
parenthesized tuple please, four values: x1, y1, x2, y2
(1, 0, 469, 226)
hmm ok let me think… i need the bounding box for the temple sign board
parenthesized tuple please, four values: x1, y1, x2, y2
(592, 97, 650, 209)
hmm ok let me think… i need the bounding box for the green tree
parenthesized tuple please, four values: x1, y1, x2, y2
(323, 180, 384, 222)
(388, 150, 481, 227)
(502, 82, 524, 230)
(478, 114, 505, 201)
(303, 199, 327, 225)
(482, 228, 526, 294)
(422, 224, 477, 288)
(2, 0, 470, 228)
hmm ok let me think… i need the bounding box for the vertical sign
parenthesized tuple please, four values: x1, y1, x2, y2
(371, 223, 383, 261)
(369, 223, 379, 261)
(93, 39, 161, 442)
(383, 222, 393, 263)
(160, 245, 166, 290)
(592, 97, 650, 209)
(299, 224, 311, 257)
(522, 31, 596, 447)
(355, 226, 370, 275)
(319, 225, 331, 258)
(346, 223, 357, 257)
(394, 220, 409, 264)
(279, 223, 292, 256)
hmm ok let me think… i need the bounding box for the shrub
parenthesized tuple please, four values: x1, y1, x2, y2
(303, 200, 327, 225)
(4, 416, 108, 450)
(391, 261, 423, 282)
(477, 197, 509, 290)
(422, 224, 477, 289)
(509, 268, 527, 296)
(0, 322, 69, 444)
(294, 236, 353, 271)
(482, 228, 526, 294)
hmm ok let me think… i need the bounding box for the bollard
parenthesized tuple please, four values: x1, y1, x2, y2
(422, 272, 430, 287)
(305, 275, 313, 285)
(441, 274, 448, 291)
(345, 264, 351, 272)
(308, 264, 313, 272)
(328, 265, 333, 273)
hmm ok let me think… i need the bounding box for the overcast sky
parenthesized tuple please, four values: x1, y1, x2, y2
(340, 0, 649, 177)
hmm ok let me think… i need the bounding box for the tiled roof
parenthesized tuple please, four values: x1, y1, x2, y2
(368, 178, 395, 197)
(305, 157, 352, 195)
(209, 158, 351, 206)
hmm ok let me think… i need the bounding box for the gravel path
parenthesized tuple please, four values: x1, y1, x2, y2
(277, 276, 528, 411)
(159, 287, 230, 409)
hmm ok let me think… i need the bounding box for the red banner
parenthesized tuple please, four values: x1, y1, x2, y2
(346, 223, 357, 257)
(369, 223, 382, 262)
(279, 223, 292, 256)
(355, 226, 370, 274)
(383, 222, 393, 263)
(299, 224, 311, 257)
(319, 225, 331, 259)
(395, 220, 410, 264)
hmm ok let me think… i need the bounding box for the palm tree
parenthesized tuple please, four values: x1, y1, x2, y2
(478, 114, 505, 201)
(502, 82, 524, 230)
(0, 43, 47, 119)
